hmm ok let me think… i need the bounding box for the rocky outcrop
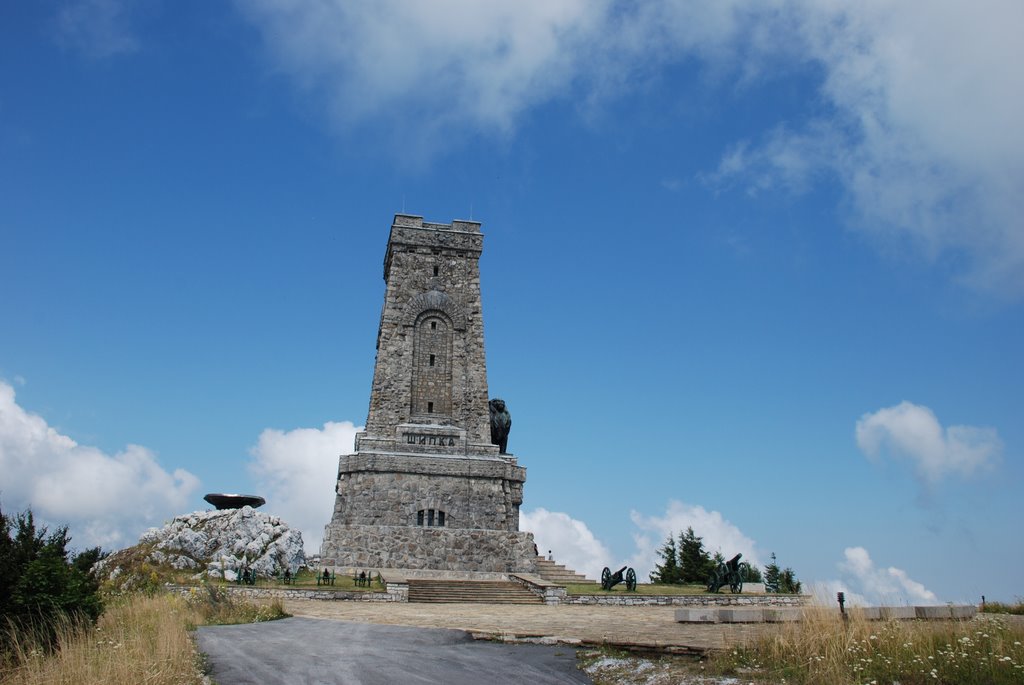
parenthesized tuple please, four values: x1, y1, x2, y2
(101, 506, 305, 583)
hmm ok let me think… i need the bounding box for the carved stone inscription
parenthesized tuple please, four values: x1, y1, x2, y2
(404, 432, 458, 447)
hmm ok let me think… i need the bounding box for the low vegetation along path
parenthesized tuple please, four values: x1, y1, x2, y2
(281, 599, 774, 653)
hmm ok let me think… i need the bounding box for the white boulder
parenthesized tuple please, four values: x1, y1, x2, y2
(138, 506, 305, 578)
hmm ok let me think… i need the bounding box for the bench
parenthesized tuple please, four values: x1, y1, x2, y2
(317, 571, 336, 586)
(353, 571, 370, 587)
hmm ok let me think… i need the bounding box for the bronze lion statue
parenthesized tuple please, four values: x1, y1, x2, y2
(489, 398, 512, 454)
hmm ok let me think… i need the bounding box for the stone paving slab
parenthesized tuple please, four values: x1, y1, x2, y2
(880, 606, 916, 620)
(718, 608, 764, 623)
(282, 599, 775, 653)
(674, 608, 718, 623)
(950, 605, 977, 619)
(763, 608, 802, 623)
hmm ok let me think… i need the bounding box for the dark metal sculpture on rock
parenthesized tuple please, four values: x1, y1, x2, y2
(707, 553, 744, 594)
(489, 398, 512, 454)
(204, 493, 266, 510)
(601, 566, 637, 592)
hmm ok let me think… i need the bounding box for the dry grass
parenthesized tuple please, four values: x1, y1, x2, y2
(1, 594, 204, 685)
(983, 599, 1024, 615)
(708, 607, 1024, 684)
(0, 589, 288, 685)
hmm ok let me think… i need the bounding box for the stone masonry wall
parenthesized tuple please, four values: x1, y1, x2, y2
(331, 453, 525, 530)
(320, 525, 538, 574)
(562, 593, 811, 607)
(364, 214, 493, 451)
(166, 584, 406, 603)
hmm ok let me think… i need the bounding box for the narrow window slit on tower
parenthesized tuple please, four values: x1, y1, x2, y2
(431, 321, 436, 330)
(428, 401, 434, 413)
(427, 509, 435, 526)
(433, 266, 439, 276)
(429, 354, 435, 366)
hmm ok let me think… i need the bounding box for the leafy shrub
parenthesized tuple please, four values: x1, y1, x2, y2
(1, 505, 104, 654)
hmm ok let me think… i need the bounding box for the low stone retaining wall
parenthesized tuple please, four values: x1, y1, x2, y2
(510, 574, 567, 605)
(168, 582, 810, 608)
(166, 584, 405, 602)
(676, 605, 978, 624)
(563, 593, 811, 607)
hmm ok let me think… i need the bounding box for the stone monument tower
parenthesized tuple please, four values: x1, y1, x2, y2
(320, 214, 537, 573)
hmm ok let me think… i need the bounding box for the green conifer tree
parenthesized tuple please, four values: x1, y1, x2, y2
(678, 527, 712, 584)
(779, 567, 803, 594)
(740, 561, 763, 583)
(649, 534, 681, 584)
(763, 552, 781, 593)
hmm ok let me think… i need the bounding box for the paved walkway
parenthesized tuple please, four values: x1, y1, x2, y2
(197, 617, 590, 685)
(282, 599, 775, 653)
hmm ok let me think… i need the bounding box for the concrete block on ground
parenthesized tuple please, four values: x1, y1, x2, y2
(763, 608, 801, 622)
(950, 605, 976, 619)
(742, 583, 766, 594)
(719, 608, 764, 623)
(879, 606, 916, 620)
(675, 608, 719, 623)
(854, 607, 882, 621)
(915, 606, 952, 619)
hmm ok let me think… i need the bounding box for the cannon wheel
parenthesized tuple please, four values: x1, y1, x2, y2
(601, 567, 612, 591)
(730, 576, 743, 594)
(625, 567, 637, 592)
(707, 570, 720, 593)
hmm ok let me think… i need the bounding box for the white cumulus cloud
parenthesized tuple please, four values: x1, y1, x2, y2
(520, 507, 612, 580)
(815, 546, 937, 606)
(248, 420, 360, 554)
(0, 380, 199, 549)
(628, 500, 761, 580)
(856, 401, 1001, 486)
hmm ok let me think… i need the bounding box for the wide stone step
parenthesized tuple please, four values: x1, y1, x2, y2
(407, 580, 542, 604)
(534, 558, 595, 584)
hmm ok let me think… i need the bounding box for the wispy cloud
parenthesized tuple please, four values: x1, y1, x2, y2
(236, 0, 603, 158)
(856, 401, 1001, 488)
(0, 379, 198, 549)
(247, 420, 360, 553)
(237, 0, 1024, 295)
(55, 0, 141, 59)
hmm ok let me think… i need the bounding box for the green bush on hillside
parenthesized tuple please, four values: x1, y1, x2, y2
(0, 504, 104, 653)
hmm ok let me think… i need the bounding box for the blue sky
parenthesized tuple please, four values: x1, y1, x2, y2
(2, 1, 1022, 605)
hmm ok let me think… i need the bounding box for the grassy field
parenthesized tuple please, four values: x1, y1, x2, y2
(707, 608, 1024, 684)
(582, 611, 1024, 685)
(982, 599, 1024, 615)
(0, 587, 287, 685)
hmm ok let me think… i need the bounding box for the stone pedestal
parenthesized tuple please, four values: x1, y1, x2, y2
(320, 524, 537, 573)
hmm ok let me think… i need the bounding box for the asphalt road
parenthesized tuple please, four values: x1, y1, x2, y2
(196, 617, 592, 685)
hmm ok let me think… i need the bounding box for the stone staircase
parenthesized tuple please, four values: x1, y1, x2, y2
(407, 579, 543, 604)
(534, 557, 596, 584)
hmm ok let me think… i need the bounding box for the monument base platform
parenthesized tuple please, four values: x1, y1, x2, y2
(320, 524, 538, 574)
